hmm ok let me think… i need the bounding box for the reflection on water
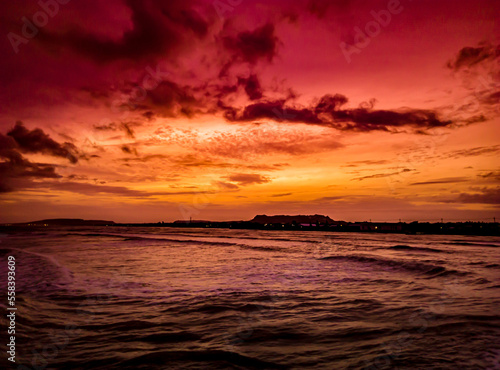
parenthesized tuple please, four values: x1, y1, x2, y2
(0, 227, 499, 369)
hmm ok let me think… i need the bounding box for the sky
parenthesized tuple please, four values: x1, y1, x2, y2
(0, 0, 499, 223)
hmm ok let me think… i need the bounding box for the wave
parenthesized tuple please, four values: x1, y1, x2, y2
(4, 247, 74, 284)
(119, 234, 242, 246)
(0, 247, 13, 257)
(114, 234, 287, 253)
(176, 233, 323, 244)
(176, 302, 273, 315)
(117, 349, 288, 369)
(60, 231, 324, 252)
(467, 262, 500, 269)
(115, 331, 202, 344)
(319, 255, 468, 277)
(444, 241, 499, 248)
(238, 244, 285, 252)
(387, 245, 446, 253)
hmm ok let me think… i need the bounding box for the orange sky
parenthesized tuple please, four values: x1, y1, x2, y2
(0, 0, 498, 223)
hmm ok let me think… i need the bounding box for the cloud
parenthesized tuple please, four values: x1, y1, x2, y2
(341, 160, 389, 168)
(93, 121, 137, 138)
(133, 80, 201, 117)
(478, 171, 500, 182)
(213, 181, 240, 190)
(271, 192, 292, 197)
(444, 145, 500, 159)
(224, 173, 271, 186)
(151, 124, 343, 160)
(121, 154, 169, 163)
(198, 127, 343, 158)
(352, 168, 414, 181)
(410, 177, 469, 186)
(42, 181, 149, 196)
(306, 0, 353, 19)
(447, 44, 499, 70)
(222, 23, 278, 65)
(0, 134, 63, 193)
(441, 187, 500, 205)
(223, 94, 453, 132)
(0, 130, 71, 192)
(120, 145, 138, 156)
(170, 155, 233, 168)
(39, 0, 210, 63)
(481, 90, 500, 106)
(237, 74, 263, 100)
(457, 188, 500, 204)
(1, 177, 219, 198)
(0, 159, 61, 193)
(7, 122, 78, 163)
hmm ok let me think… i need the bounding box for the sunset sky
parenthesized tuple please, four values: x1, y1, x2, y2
(0, 0, 498, 223)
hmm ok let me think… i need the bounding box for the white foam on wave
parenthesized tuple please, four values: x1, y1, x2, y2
(8, 247, 74, 284)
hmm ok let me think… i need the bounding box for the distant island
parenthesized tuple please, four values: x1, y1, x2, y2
(2, 215, 498, 236)
(3, 218, 116, 226)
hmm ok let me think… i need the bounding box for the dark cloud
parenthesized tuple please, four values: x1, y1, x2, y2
(410, 177, 469, 186)
(224, 173, 271, 186)
(352, 169, 413, 181)
(478, 171, 500, 181)
(481, 90, 500, 105)
(224, 99, 322, 124)
(143, 111, 156, 121)
(447, 44, 500, 70)
(39, 0, 210, 63)
(454, 187, 500, 205)
(444, 145, 500, 159)
(135, 80, 200, 117)
(0, 133, 21, 162)
(7, 122, 78, 163)
(94, 121, 137, 138)
(237, 74, 263, 100)
(67, 174, 89, 181)
(307, 0, 353, 19)
(0, 159, 60, 183)
(121, 154, 168, 163)
(342, 160, 389, 168)
(170, 155, 233, 168)
(315, 196, 347, 202)
(0, 129, 78, 193)
(223, 94, 452, 132)
(121, 145, 138, 156)
(0, 133, 62, 193)
(222, 23, 278, 65)
(271, 193, 292, 197)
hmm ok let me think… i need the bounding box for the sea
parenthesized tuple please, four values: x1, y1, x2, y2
(0, 227, 499, 369)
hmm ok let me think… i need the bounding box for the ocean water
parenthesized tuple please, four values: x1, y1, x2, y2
(1, 227, 499, 369)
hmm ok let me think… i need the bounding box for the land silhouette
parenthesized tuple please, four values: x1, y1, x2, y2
(3, 215, 498, 236)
